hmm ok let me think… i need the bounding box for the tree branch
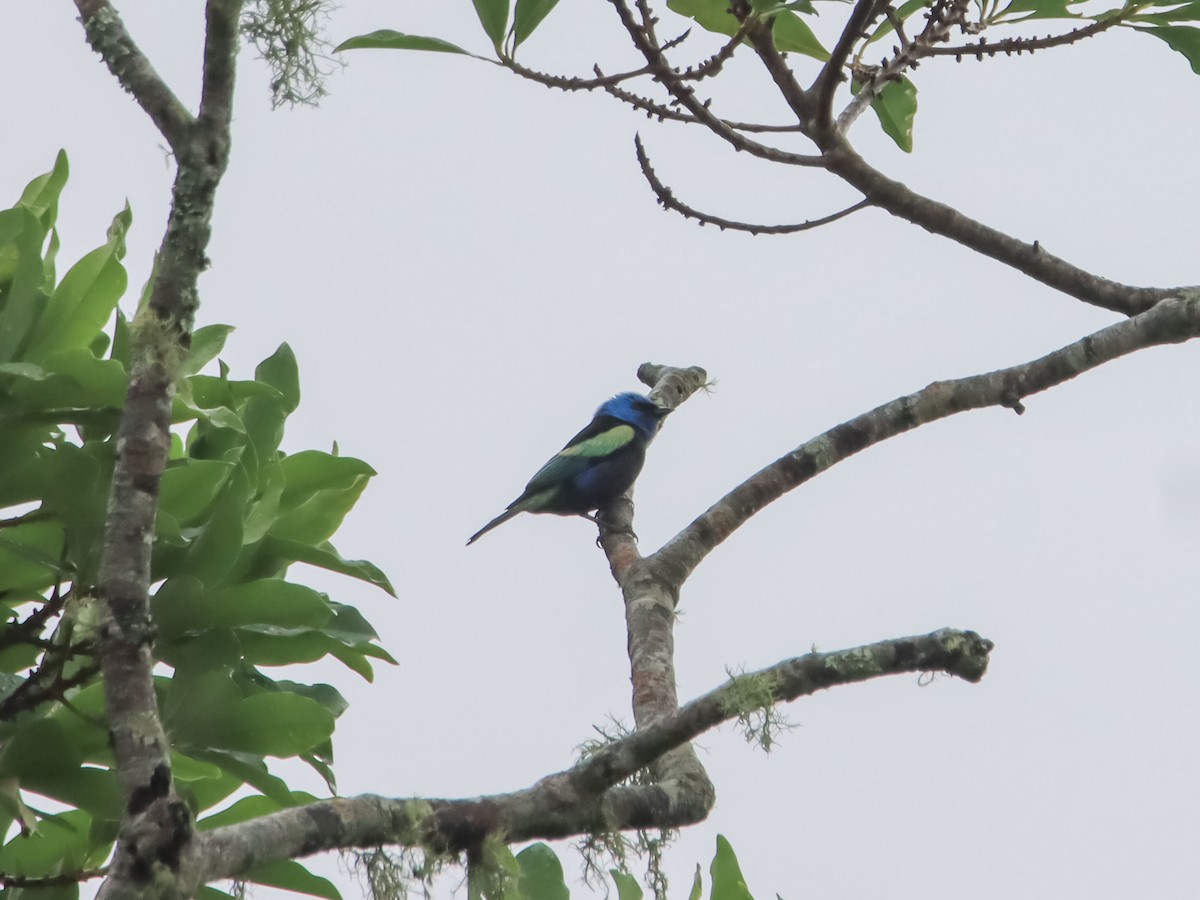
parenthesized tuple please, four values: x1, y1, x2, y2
(78, 2, 246, 897)
(72, 0, 194, 151)
(816, 132, 1178, 314)
(186, 628, 991, 887)
(652, 292, 1200, 582)
(599, 73, 804, 133)
(928, 15, 1125, 59)
(812, 0, 883, 126)
(198, 0, 243, 138)
(837, 0, 969, 131)
(636, 134, 870, 234)
(501, 56, 655, 91)
(608, 0, 826, 166)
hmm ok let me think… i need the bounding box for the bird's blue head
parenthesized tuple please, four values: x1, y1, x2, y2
(597, 392, 672, 440)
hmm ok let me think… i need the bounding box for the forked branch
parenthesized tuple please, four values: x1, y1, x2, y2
(187, 628, 991, 886)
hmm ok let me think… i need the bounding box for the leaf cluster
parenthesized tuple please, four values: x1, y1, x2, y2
(0, 153, 394, 900)
(463, 835, 761, 900)
(337, 0, 1200, 152)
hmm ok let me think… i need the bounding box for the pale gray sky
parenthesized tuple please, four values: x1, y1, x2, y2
(4, 2, 1200, 898)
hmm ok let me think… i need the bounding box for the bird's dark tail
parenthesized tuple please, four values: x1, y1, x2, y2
(466, 507, 523, 546)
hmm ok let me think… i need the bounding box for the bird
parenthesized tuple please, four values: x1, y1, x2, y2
(467, 392, 672, 545)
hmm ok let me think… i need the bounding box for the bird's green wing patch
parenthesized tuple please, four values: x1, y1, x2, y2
(521, 424, 636, 498)
(560, 424, 635, 457)
(524, 455, 591, 495)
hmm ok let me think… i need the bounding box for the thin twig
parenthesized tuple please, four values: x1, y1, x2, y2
(635, 134, 867, 234)
(502, 56, 654, 90)
(838, 0, 969, 130)
(0, 868, 108, 889)
(929, 16, 1126, 58)
(679, 19, 752, 81)
(600, 73, 805, 133)
(608, 0, 825, 166)
(813, 0, 884, 126)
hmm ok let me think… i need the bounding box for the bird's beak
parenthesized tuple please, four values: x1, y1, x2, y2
(654, 406, 673, 419)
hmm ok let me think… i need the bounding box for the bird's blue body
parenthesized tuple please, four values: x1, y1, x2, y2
(467, 392, 671, 545)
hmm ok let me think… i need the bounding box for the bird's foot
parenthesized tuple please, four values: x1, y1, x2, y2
(591, 511, 637, 546)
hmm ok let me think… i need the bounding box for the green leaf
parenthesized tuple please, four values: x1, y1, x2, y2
(325, 642, 376, 681)
(0, 777, 40, 835)
(709, 835, 753, 900)
(243, 462, 285, 542)
(866, 75, 918, 152)
(182, 748, 298, 806)
(23, 207, 129, 362)
(1131, 3, 1200, 25)
(184, 324, 236, 376)
(610, 869, 644, 900)
(156, 578, 332, 638)
(273, 452, 375, 545)
(1, 348, 128, 412)
(0, 809, 93, 876)
(514, 0, 561, 46)
(0, 720, 119, 819)
(336, 30, 477, 56)
(301, 752, 338, 794)
(170, 752, 223, 783)
(517, 844, 569, 900)
(688, 864, 703, 900)
(261, 536, 396, 596)
(1135, 24, 1200, 73)
(667, 0, 739, 33)
(39, 440, 111, 581)
(110, 309, 130, 368)
(255, 343, 300, 413)
(771, 11, 829, 58)
(995, 0, 1086, 19)
(175, 471, 249, 587)
(0, 207, 50, 365)
(197, 792, 318, 830)
(19, 151, 70, 233)
(261, 679, 349, 718)
(247, 859, 342, 900)
(158, 625, 243, 675)
(666, 0, 828, 59)
(159, 460, 234, 526)
(199, 692, 335, 758)
(238, 629, 329, 666)
(0, 522, 65, 591)
(473, 0, 510, 48)
(865, 0, 929, 44)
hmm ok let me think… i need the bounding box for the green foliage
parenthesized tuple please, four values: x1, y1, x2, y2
(334, 30, 483, 59)
(473, 0, 510, 49)
(1135, 22, 1200, 73)
(667, 0, 829, 59)
(0, 155, 394, 897)
(516, 844, 570, 900)
(337, 0, 1200, 151)
(853, 75, 918, 154)
(513, 0, 563, 48)
(603, 836, 759, 900)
